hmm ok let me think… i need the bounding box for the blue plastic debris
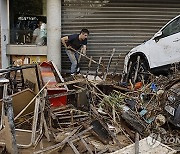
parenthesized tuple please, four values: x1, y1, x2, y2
(150, 83, 157, 92)
(139, 109, 155, 124)
(139, 109, 147, 116)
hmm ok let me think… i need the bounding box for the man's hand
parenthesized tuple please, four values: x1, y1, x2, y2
(61, 36, 69, 49)
(66, 46, 70, 50)
(82, 50, 86, 55)
(81, 45, 87, 55)
(66, 46, 72, 50)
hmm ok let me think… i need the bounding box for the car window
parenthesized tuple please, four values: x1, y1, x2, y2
(162, 17, 180, 37)
(162, 17, 180, 38)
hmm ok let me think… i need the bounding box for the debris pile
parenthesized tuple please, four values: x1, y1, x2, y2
(0, 60, 179, 154)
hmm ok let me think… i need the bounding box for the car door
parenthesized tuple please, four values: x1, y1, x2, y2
(150, 17, 180, 68)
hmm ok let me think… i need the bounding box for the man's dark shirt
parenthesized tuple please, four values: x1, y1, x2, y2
(66, 34, 87, 51)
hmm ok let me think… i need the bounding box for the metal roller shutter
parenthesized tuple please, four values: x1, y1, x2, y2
(61, 0, 180, 74)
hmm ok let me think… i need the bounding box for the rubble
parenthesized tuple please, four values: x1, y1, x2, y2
(109, 137, 177, 154)
(0, 57, 180, 153)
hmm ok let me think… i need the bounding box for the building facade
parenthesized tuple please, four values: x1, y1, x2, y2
(1, 0, 180, 73)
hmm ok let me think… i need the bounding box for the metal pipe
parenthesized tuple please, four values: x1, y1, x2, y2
(4, 96, 18, 154)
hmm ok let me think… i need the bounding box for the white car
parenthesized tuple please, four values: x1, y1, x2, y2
(123, 15, 180, 83)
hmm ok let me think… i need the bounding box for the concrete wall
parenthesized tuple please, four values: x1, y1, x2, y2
(0, 14, 1, 68)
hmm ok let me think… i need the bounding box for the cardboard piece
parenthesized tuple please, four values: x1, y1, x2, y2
(0, 88, 36, 116)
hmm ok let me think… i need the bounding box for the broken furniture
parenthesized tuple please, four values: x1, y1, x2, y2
(50, 104, 89, 129)
(0, 89, 48, 149)
(0, 64, 52, 149)
(0, 88, 36, 117)
(0, 78, 9, 131)
(1, 64, 41, 95)
(39, 61, 68, 107)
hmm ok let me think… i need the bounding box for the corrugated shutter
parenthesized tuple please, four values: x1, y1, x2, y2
(61, 0, 180, 74)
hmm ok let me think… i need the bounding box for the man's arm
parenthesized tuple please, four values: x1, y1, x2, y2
(32, 28, 38, 44)
(80, 45, 87, 55)
(32, 35, 37, 43)
(61, 36, 69, 49)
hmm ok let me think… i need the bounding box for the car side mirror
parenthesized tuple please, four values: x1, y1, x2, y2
(153, 31, 163, 42)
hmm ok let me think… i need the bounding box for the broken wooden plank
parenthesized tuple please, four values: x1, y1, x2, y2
(68, 141, 80, 154)
(31, 97, 41, 146)
(86, 56, 93, 78)
(112, 85, 130, 92)
(94, 57, 102, 80)
(0, 81, 9, 130)
(34, 126, 85, 154)
(112, 53, 121, 76)
(79, 136, 93, 154)
(56, 79, 86, 87)
(103, 48, 116, 81)
(135, 132, 139, 154)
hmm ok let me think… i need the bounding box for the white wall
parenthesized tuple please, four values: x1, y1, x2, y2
(0, 0, 9, 68)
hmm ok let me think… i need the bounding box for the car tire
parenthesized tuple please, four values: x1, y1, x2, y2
(128, 58, 149, 83)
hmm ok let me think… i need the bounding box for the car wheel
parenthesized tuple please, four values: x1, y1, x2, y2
(128, 58, 149, 83)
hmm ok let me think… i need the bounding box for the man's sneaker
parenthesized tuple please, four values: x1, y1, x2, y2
(71, 73, 75, 76)
(76, 67, 80, 73)
(76, 72, 81, 76)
